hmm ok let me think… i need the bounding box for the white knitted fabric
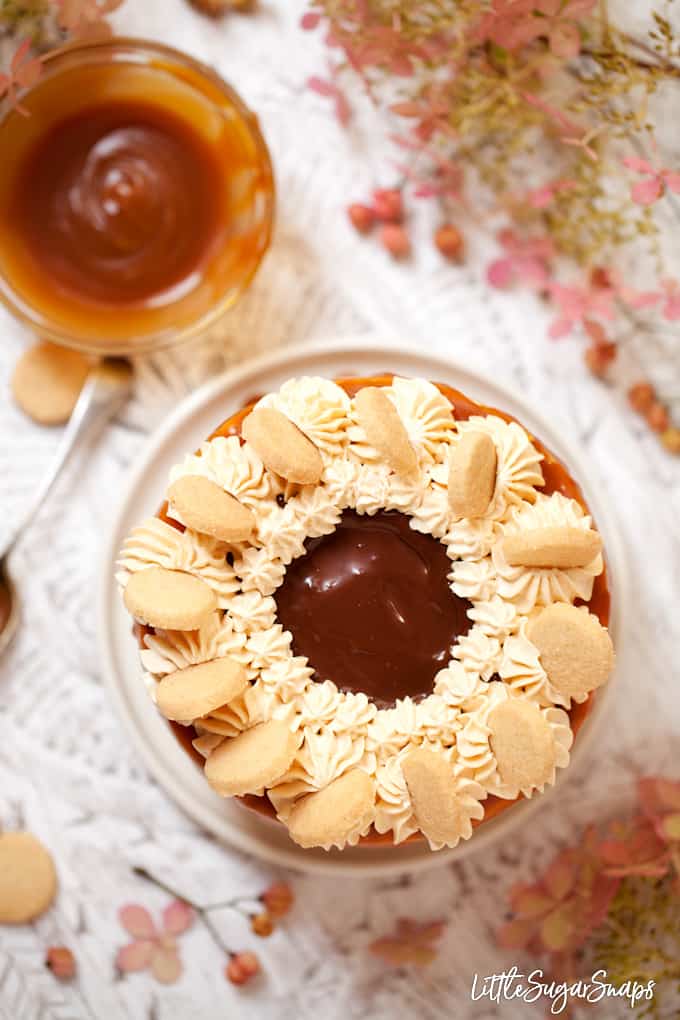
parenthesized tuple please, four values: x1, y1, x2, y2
(0, 2, 679, 1018)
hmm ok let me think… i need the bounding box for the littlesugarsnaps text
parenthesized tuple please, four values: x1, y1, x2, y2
(470, 967, 655, 1014)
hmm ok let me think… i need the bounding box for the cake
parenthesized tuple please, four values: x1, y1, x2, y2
(117, 374, 614, 852)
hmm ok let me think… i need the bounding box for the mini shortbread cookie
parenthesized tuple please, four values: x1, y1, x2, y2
(501, 526, 602, 569)
(156, 657, 249, 723)
(12, 341, 90, 426)
(0, 831, 58, 924)
(488, 699, 555, 792)
(402, 747, 466, 847)
(286, 768, 376, 849)
(448, 431, 497, 519)
(354, 386, 418, 475)
(204, 719, 298, 796)
(124, 566, 217, 629)
(242, 407, 323, 484)
(527, 603, 614, 700)
(167, 476, 255, 542)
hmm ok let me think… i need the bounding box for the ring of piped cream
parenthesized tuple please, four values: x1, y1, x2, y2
(117, 376, 612, 851)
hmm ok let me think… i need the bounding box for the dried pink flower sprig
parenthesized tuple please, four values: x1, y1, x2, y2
(303, 1, 680, 450)
(117, 868, 295, 988)
(497, 776, 680, 1009)
(117, 901, 194, 984)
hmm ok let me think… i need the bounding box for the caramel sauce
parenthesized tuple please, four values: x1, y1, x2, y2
(11, 101, 224, 305)
(149, 373, 611, 843)
(0, 52, 273, 348)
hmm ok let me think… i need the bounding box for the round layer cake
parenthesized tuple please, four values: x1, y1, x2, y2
(117, 374, 613, 852)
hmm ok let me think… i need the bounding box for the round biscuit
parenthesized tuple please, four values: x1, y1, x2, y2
(527, 603, 614, 700)
(401, 747, 466, 847)
(501, 526, 602, 569)
(156, 657, 249, 723)
(286, 769, 376, 849)
(123, 566, 217, 630)
(242, 407, 323, 484)
(167, 476, 255, 542)
(12, 342, 90, 426)
(488, 699, 556, 792)
(0, 832, 58, 924)
(354, 387, 418, 476)
(205, 720, 297, 796)
(448, 431, 497, 518)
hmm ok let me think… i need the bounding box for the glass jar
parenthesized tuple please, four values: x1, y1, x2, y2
(0, 38, 275, 354)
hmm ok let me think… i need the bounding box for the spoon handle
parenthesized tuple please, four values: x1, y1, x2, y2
(2, 358, 133, 558)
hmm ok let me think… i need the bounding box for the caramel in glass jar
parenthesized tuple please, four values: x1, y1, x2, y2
(0, 41, 274, 353)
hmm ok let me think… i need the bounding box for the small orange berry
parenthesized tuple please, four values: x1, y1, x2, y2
(380, 223, 410, 259)
(189, 0, 251, 15)
(347, 203, 375, 234)
(46, 947, 76, 981)
(250, 911, 274, 937)
(584, 342, 616, 378)
(261, 881, 294, 919)
(646, 402, 669, 433)
(589, 266, 612, 290)
(661, 427, 680, 454)
(434, 224, 465, 261)
(628, 381, 656, 414)
(583, 318, 608, 345)
(372, 188, 403, 223)
(226, 951, 260, 985)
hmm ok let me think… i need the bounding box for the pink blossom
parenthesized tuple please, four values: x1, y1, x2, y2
(601, 268, 660, 310)
(57, 0, 123, 35)
(300, 11, 321, 31)
(116, 900, 194, 984)
(497, 828, 620, 955)
(390, 97, 451, 143)
(623, 155, 680, 206)
(370, 918, 446, 967)
(660, 279, 680, 321)
(474, 1, 541, 50)
(616, 285, 660, 310)
(526, 178, 576, 208)
(340, 26, 428, 79)
(475, 0, 594, 56)
(395, 159, 463, 201)
(0, 40, 42, 115)
(535, 0, 596, 58)
(599, 816, 669, 879)
(487, 229, 554, 290)
(547, 280, 614, 338)
(307, 75, 351, 126)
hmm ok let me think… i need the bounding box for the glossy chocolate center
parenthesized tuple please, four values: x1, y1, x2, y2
(275, 510, 472, 707)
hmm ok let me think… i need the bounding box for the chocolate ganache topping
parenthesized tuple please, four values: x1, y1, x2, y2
(275, 510, 472, 707)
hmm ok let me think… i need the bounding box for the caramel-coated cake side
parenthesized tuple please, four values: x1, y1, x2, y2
(117, 375, 613, 852)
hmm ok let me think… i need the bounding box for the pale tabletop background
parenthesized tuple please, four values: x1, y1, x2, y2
(0, 2, 679, 1019)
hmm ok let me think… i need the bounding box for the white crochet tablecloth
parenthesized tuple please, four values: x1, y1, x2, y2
(1, 3, 679, 1019)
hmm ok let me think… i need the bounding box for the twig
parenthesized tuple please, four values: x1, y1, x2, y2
(132, 866, 250, 957)
(132, 866, 256, 916)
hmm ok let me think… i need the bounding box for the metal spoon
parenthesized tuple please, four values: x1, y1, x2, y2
(0, 357, 133, 656)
